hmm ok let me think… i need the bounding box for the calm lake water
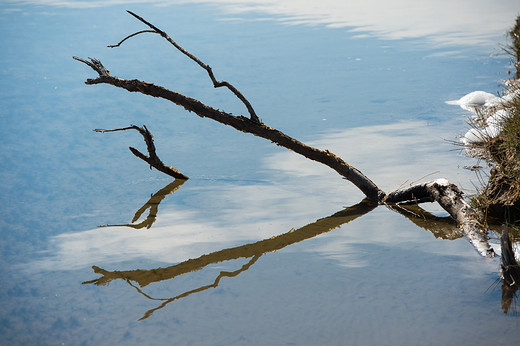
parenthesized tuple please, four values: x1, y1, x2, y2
(1, 1, 520, 345)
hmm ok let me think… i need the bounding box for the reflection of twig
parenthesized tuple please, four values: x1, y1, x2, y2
(98, 179, 187, 229)
(83, 199, 377, 319)
(386, 203, 462, 240)
(135, 255, 261, 320)
(94, 124, 189, 180)
(73, 15, 384, 202)
(85, 199, 376, 287)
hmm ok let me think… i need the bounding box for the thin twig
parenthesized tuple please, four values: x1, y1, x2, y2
(107, 29, 157, 48)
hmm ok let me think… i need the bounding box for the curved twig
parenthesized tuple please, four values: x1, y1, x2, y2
(107, 29, 157, 48)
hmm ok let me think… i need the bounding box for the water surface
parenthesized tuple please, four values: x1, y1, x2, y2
(1, 1, 519, 345)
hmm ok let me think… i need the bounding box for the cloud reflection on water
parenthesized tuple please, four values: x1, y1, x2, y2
(6, 0, 517, 48)
(32, 121, 478, 272)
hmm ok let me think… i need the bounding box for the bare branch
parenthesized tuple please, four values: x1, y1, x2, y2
(74, 14, 501, 259)
(94, 125, 189, 180)
(75, 62, 383, 200)
(125, 10, 261, 124)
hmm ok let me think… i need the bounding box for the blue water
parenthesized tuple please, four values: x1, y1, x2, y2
(1, 1, 520, 345)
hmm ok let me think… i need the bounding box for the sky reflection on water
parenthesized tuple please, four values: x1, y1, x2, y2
(6, 0, 518, 48)
(2, 0, 520, 344)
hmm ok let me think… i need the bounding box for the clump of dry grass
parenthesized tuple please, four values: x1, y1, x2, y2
(464, 18, 520, 223)
(478, 90, 520, 221)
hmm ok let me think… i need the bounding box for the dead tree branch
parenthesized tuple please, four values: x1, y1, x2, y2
(74, 57, 384, 202)
(93, 124, 188, 180)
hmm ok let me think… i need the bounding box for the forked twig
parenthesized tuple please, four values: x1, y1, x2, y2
(94, 125, 188, 180)
(73, 56, 110, 76)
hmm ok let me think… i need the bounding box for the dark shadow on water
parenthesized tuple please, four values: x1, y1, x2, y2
(386, 203, 462, 240)
(499, 225, 520, 314)
(83, 179, 517, 319)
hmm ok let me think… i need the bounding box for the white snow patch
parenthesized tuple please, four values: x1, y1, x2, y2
(445, 91, 498, 113)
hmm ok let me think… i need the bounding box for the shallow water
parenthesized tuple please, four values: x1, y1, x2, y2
(1, 1, 520, 345)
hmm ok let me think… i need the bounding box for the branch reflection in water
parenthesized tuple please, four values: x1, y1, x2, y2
(98, 179, 187, 230)
(386, 204, 462, 240)
(392, 204, 520, 314)
(84, 178, 518, 320)
(83, 183, 377, 319)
